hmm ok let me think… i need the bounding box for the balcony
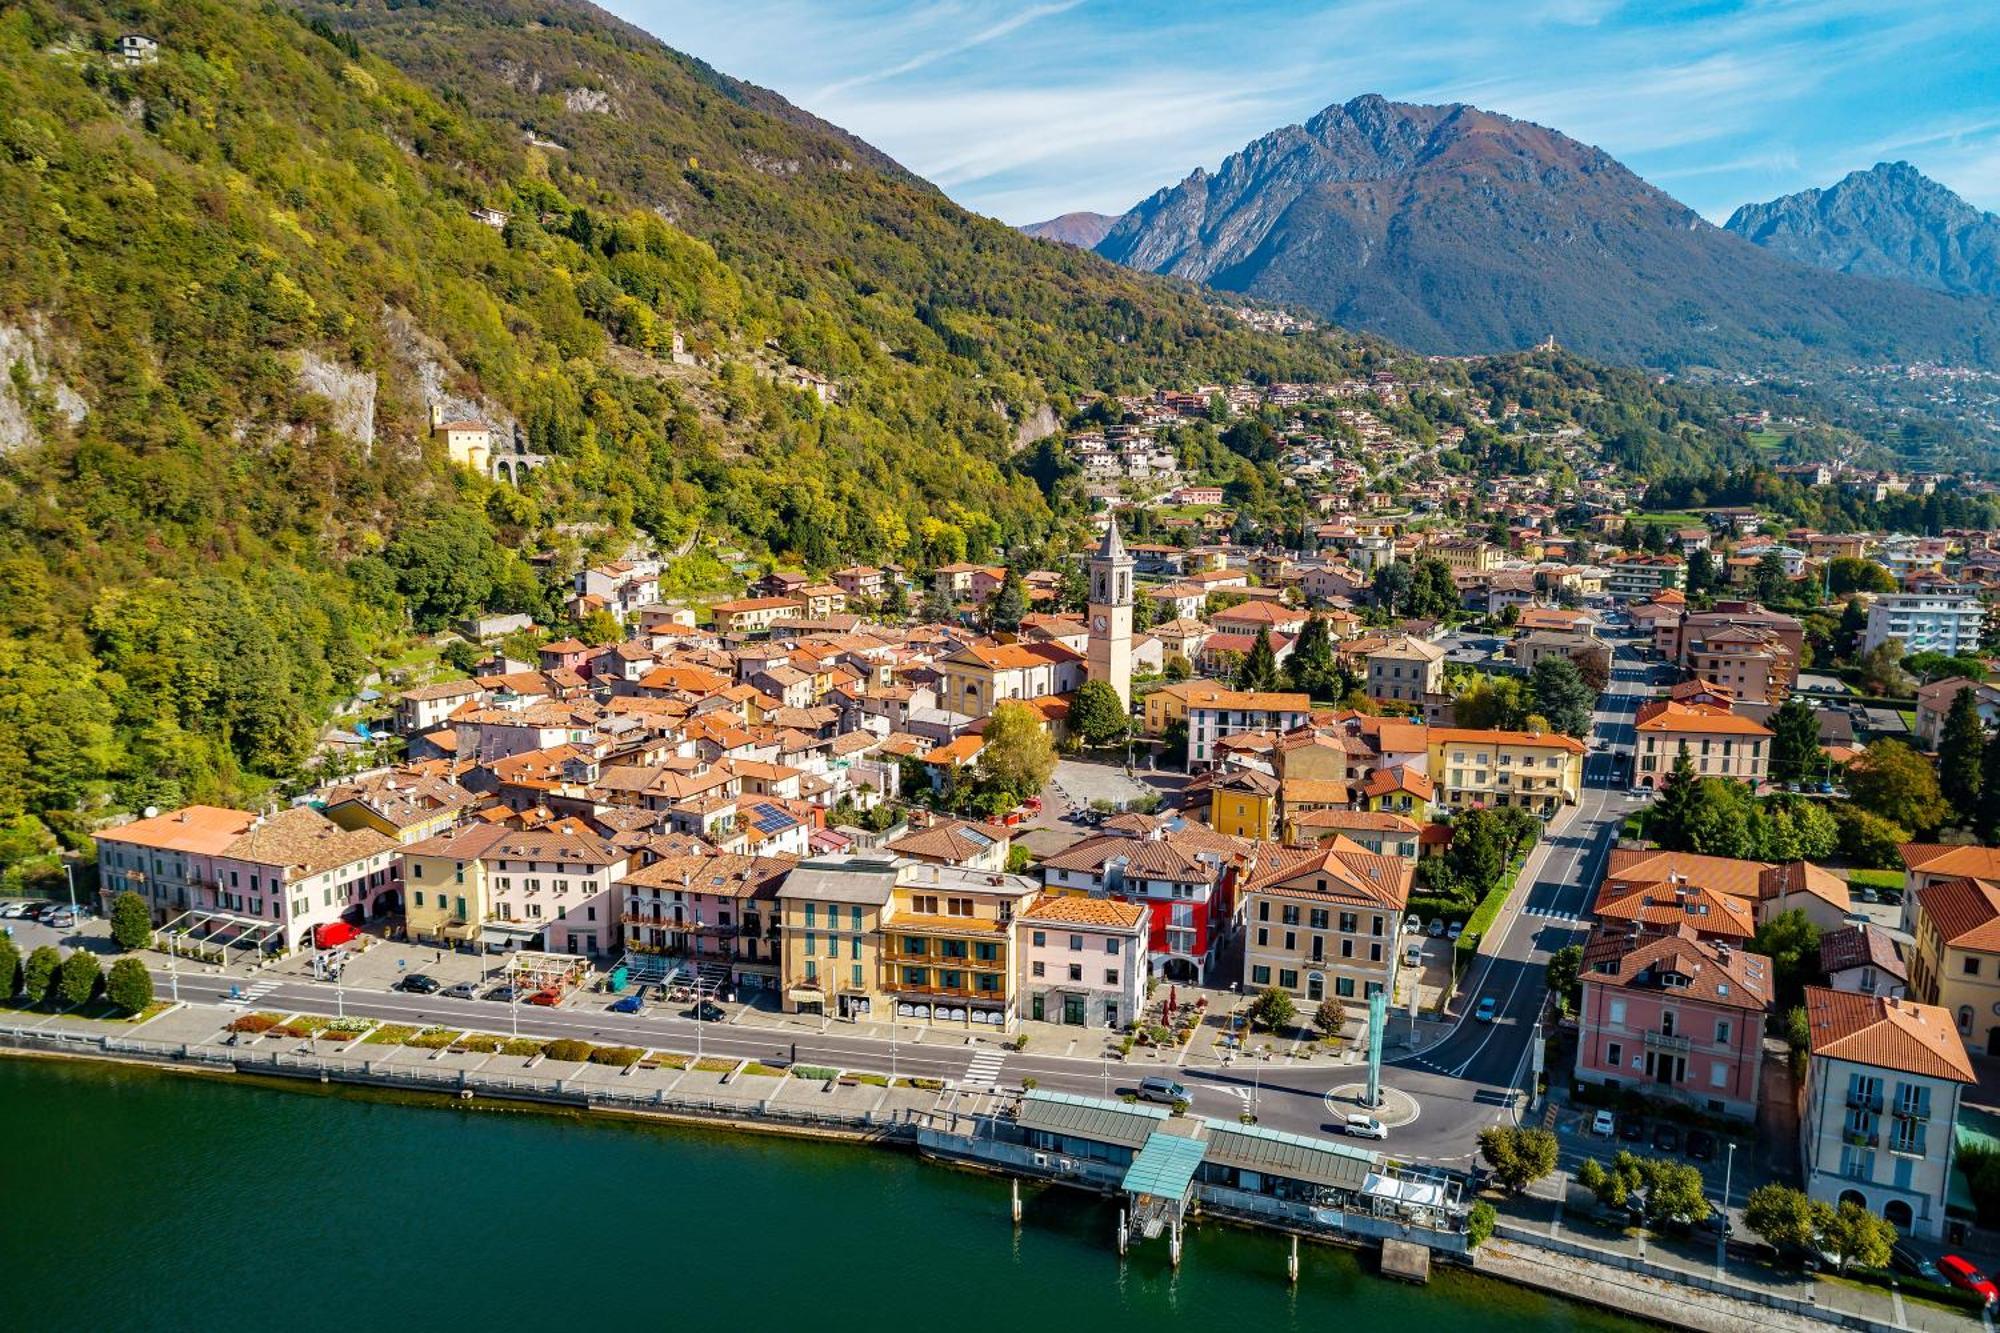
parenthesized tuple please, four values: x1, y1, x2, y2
(1643, 1030, 1692, 1055)
(1846, 1092, 1884, 1113)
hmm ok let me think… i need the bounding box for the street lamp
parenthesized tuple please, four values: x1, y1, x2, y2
(335, 987, 344, 1021)
(63, 861, 77, 914)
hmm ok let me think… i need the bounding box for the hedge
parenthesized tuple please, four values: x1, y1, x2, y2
(1456, 853, 1529, 963)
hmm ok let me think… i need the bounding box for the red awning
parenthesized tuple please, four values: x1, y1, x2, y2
(315, 921, 358, 949)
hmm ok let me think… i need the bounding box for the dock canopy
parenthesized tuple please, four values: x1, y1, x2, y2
(1202, 1119, 1379, 1193)
(1122, 1131, 1208, 1204)
(1016, 1089, 1166, 1151)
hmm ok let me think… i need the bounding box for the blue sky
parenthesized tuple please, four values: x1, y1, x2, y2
(615, 0, 2000, 226)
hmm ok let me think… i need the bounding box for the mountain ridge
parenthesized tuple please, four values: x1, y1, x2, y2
(1094, 94, 2000, 369)
(1724, 160, 2000, 300)
(1021, 211, 1118, 248)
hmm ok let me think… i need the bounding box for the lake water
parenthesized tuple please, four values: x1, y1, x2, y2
(0, 1057, 1642, 1332)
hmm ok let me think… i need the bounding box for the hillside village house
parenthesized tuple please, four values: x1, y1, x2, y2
(1906, 865, 2000, 1054)
(395, 679, 483, 735)
(94, 805, 259, 923)
(616, 852, 793, 994)
(1016, 893, 1149, 1028)
(400, 823, 512, 945)
(1573, 925, 1772, 1121)
(1800, 987, 1973, 1238)
(1039, 826, 1245, 982)
(1366, 635, 1445, 707)
(1184, 687, 1313, 766)
(1239, 838, 1413, 1008)
(710, 597, 806, 635)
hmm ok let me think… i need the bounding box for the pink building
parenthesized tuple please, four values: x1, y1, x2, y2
(207, 807, 400, 951)
(1574, 924, 1772, 1122)
(1016, 893, 1148, 1028)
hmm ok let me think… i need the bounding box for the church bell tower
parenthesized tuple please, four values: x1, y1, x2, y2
(1087, 519, 1134, 708)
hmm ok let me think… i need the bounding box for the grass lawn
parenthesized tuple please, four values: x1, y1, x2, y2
(1632, 511, 1708, 526)
(1845, 868, 1904, 890)
(363, 1023, 419, 1045)
(742, 1062, 786, 1077)
(1744, 429, 1787, 450)
(694, 1056, 737, 1073)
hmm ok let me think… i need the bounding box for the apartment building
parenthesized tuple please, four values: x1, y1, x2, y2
(401, 823, 512, 945)
(1366, 635, 1445, 706)
(616, 852, 794, 994)
(1633, 701, 1772, 789)
(1800, 987, 1973, 1239)
(1907, 870, 2000, 1055)
(709, 597, 806, 635)
(1573, 925, 1772, 1121)
(1016, 893, 1149, 1029)
(208, 808, 400, 953)
(1185, 687, 1313, 766)
(880, 862, 1040, 1030)
(1426, 727, 1585, 815)
(1863, 592, 1986, 659)
(1240, 838, 1413, 1009)
(1605, 554, 1684, 601)
(1038, 826, 1247, 982)
(93, 805, 258, 923)
(483, 827, 629, 956)
(777, 855, 900, 1019)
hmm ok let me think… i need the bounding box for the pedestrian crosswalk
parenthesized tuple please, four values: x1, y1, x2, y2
(227, 980, 281, 1008)
(960, 1048, 1007, 1091)
(1523, 907, 1582, 923)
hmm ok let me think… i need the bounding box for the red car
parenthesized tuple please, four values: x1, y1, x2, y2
(1938, 1255, 1997, 1304)
(526, 986, 564, 1008)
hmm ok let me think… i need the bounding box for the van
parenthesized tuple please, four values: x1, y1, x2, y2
(1136, 1076, 1188, 1106)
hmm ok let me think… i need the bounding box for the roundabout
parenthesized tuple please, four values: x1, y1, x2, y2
(1323, 1081, 1421, 1129)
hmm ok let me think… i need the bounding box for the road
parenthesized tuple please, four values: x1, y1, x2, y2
(134, 628, 1664, 1156)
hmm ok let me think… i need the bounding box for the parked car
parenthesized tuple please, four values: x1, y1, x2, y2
(1474, 996, 1498, 1023)
(1939, 1255, 1998, 1305)
(1685, 1129, 1717, 1162)
(0, 901, 32, 919)
(1343, 1114, 1388, 1140)
(1891, 1243, 1942, 1284)
(44, 909, 77, 929)
(1403, 914, 1422, 934)
(1651, 1122, 1682, 1154)
(1447, 922, 1465, 942)
(1590, 1109, 1616, 1137)
(609, 993, 646, 1015)
(441, 981, 480, 1000)
(482, 984, 522, 1003)
(1854, 886, 1878, 904)
(396, 973, 442, 994)
(1618, 1116, 1647, 1144)
(1135, 1076, 1188, 1106)
(525, 987, 563, 1007)
(1403, 941, 1424, 966)
(685, 1000, 725, 1023)
(1427, 918, 1446, 938)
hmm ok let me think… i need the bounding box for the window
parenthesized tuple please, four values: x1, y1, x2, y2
(1965, 956, 1982, 978)
(1609, 999, 1627, 1025)
(1069, 934, 1083, 952)
(1338, 911, 1358, 933)
(1105, 970, 1119, 986)
(1335, 977, 1355, 998)
(1068, 965, 1082, 982)
(1308, 909, 1330, 930)
(805, 932, 816, 956)
(1257, 901, 1269, 922)
(1282, 905, 1300, 926)
(1606, 1041, 1622, 1068)
(1278, 969, 1299, 990)
(1251, 965, 1271, 985)
(1032, 962, 1045, 978)
(1256, 927, 1267, 947)
(1105, 939, 1119, 955)
(413, 891, 425, 908)
(851, 964, 864, 988)
(1710, 1063, 1728, 1089)
(1715, 1019, 1731, 1045)
(903, 966, 926, 986)
(1284, 931, 1296, 952)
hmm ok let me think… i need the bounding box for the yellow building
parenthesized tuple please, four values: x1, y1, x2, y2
(321, 770, 473, 846)
(434, 419, 491, 473)
(1240, 837, 1414, 1009)
(1906, 864, 2000, 1054)
(1357, 765, 1435, 823)
(1210, 768, 1281, 840)
(1143, 679, 1198, 737)
(1426, 727, 1585, 816)
(880, 862, 1040, 1030)
(778, 855, 900, 1020)
(399, 824, 510, 944)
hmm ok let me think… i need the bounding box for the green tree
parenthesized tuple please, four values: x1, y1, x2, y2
(977, 702, 1058, 799)
(1467, 1200, 1497, 1250)
(1752, 551, 1792, 605)
(1834, 805, 1911, 869)
(1312, 997, 1347, 1038)
(1650, 745, 1701, 843)
(1857, 641, 1910, 696)
(1938, 686, 1987, 825)
(1640, 1159, 1709, 1227)
(920, 583, 956, 625)
(1685, 547, 1715, 599)
(1477, 1126, 1559, 1194)
(579, 608, 623, 645)
(880, 575, 908, 621)
(1163, 654, 1191, 683)
(1545, 943, 1583, 1015)
(1529, 655, 1596, 738)
(1752, 910, 1823, 1008)
(0, 932, 17, 997)
(1453, 674, 1529, 730)
(21, 944, 59, 1004)
(987, 568, 1027, 632)
(1819, 1199, 1896, 1273)
(1769, 699, 1824, 785)
(1446, 808, 1510, 895)
(1744, 1184, 1819, 1249)
(1827, 558, 1897, 596)
(1847, 739, 1949, 833)
(57, 948, 101, 1007)
(105, 956, 155, 1015)
(1834, 598, 1870, 660)
(1235, 628, 1281, 692)
(1069, 680, 1128, 748)
(110, 890, 153, 952)
(1372, 561, 1412, 613)
(1285, 615, 1341, 700)
(1160, 718, 1189, 769)
(1578, 1153, 1644, 1209)
(1248, 985, 1296, 1033)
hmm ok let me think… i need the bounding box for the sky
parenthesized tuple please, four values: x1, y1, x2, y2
(607, 0, 2000, 227)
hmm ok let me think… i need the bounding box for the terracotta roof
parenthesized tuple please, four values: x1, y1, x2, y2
(1916, 875, 2000, 951)
(1634, 700, 1774, 737)
(1759, 860, 1851, 911)
(1582, 924, 1772, 1011)
(1603, 848, 1768, 902)
(886, 819, 1006, 864)
(1018, 893, 1147, 930)
(1289, 809, 1421, 834)
(1818, 925, 1906, 982)
(1428, 727, 1586, 754)
(1804, 986, 1973, 1083)
(620, 852, 794, 899)
(1242, 836, 1413, 909)
(1361, 766, 1434, 800)
(1591, 880, 1756, 939)
(1902, 844, 2000, 880)
(1183, 687, 1312, 712)
(97, 805, 258, 856)
(222, 808, 396, 877)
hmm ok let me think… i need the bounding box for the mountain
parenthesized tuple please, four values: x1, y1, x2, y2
(1021, 212, 1118, 248)
(1724, 161, 2000, 300)
(0, 0, 1421, 835)
(1095, 95, 2000, 369)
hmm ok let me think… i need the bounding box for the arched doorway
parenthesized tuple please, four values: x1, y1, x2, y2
(1885, 1199, 1914, 1230)
(1160, 956, 1199, 983)
(1839, 1189, 1867, 1209)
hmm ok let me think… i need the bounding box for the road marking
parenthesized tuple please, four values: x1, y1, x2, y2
(960, 1048, 1006, 1090)
(225, 980, 281, 1008)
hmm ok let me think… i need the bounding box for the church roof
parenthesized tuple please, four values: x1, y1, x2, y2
(1096, 519, 1128, 563)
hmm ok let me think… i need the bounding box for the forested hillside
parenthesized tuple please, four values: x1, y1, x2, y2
(0, 0, 1793, 865)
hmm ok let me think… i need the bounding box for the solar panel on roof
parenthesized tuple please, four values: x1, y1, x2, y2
(959, 828, 993, 847)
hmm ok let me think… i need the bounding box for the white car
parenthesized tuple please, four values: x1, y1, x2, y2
(1344, 1114, 1388, 1140)
(1591, 1109, 1617, 1137)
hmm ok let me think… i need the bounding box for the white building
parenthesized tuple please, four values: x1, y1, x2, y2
(1800, 987, 1973, 1239)
(1184, 687, 1313, 767)
(1863, 593, 1985, 659)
